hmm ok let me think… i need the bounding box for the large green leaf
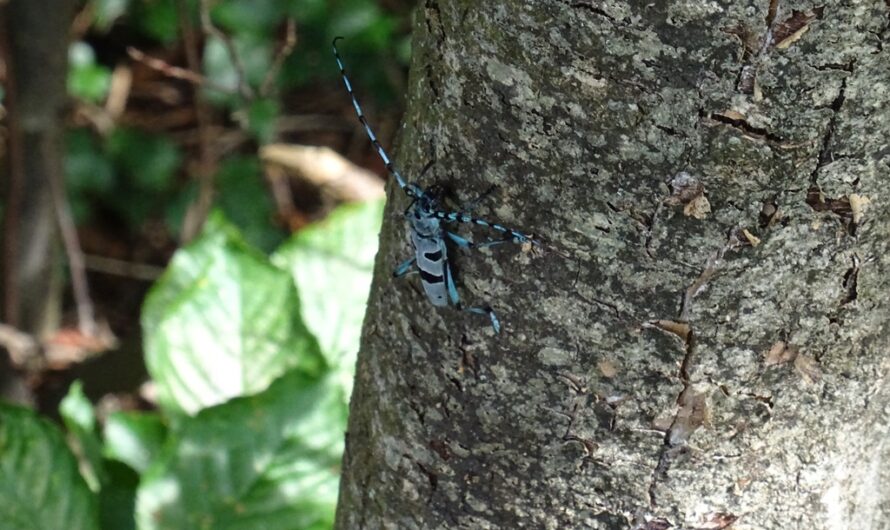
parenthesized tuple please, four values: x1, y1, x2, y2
(142, 211, 323, 415)
(136, 370, 344, 530)
(0, 403, 99, 530)
(272, 199, 384, 400)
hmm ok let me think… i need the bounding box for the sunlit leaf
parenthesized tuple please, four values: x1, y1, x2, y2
(272, 200, 384, 401)
(103, 411, 167, 474)
(142, 211, 323, 415)
(136, 370, 344, 530)
(0, 403, 99, 530)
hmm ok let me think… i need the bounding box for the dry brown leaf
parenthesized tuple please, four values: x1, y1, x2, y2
(715, 110, 746, 121)
(776, 25, 810, 49)
(652, 415, 675, 432)
(653, 320, 692, 342)
(772, 8, 824, 49)
(849, 193, 871, 224)
(44, 322, 118, 370)
(598, 359, 618, 378)
(765, 341, 799, 366)
(697, 512, 739, 529)
(669, 388, 710, 445)
(684, 195, 712, 219)
(794, 353, 822, 384)
(753, 78, 764, 102)
(260, 144, 385, 201)
(742, 228, 761, 246)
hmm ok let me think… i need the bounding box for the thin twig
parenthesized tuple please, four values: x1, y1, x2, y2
(259, 18, 297, 97)
(199, 0, 254, 100)
(0, 7, 24, 327)
(83, 255, 165, 281)
(46, 140, 97, 337)
(126, 46, 236, 94)
(104, 64, 133, 120)
(177, 0, 218, 243)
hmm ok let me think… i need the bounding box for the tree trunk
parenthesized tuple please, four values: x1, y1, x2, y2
(336, 1, 890, 528)
(0, 0, 73, 402)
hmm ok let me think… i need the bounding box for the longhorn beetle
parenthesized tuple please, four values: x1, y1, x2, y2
(332, 37, 540, 333)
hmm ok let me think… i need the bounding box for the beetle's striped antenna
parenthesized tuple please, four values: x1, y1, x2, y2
(332, 37, 421, 197)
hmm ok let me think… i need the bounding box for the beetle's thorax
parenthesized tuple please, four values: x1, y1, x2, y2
(407, 197, 441, 238)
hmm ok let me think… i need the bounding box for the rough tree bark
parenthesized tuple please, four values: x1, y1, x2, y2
(336, 1, 890, 528)
(0, 0, 73, 402)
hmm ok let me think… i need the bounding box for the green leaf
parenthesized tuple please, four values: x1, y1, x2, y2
(329, 1, 396, 49)
(286, 0, 327, 21)
(163, 180, 199, 236)
(247, 98, 280, 146)
(202, 34, 272, 104)
(91, 0, 131, 30)
(0, 403, 99, 530)
(68, 42, 112, 103)
(212, 0, 282, 35)
(272, 200, 384, 400)
(103, 411, 167, 474)
(135, 370, 343, 530)
(106, 128, 181, 192)
(215, 156, 283, 252)
(60, 381, 106, 492)
(66, 128, 116, 223)
(142, 211, 323, 415)
(132, 0, 179, 44)
(99, 461, 139, 530)
(67, 129, 115, 193)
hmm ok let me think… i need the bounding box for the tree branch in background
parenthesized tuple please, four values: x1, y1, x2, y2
(259, 18, 297, 98)
(198, 0, 253, 100)
(47, 138, 98, 338)
(126, 47, 236, 95)
(0, 0, 73, 337)
(177, 0, 219, 243)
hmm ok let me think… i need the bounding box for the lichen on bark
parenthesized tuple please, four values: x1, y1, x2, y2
(336, 1, 890, 528)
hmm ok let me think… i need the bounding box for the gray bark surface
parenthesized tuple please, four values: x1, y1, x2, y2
(336, 1, 890, 528)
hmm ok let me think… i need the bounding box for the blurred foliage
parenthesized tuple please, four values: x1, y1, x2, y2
(2, 0, 408, 528)
(68, 41, 112, 103)
(141, 211, 325, 416)
(0, 404, 100, 530)
(3, 200, 384, 529)
(66, 0, 408, 247)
